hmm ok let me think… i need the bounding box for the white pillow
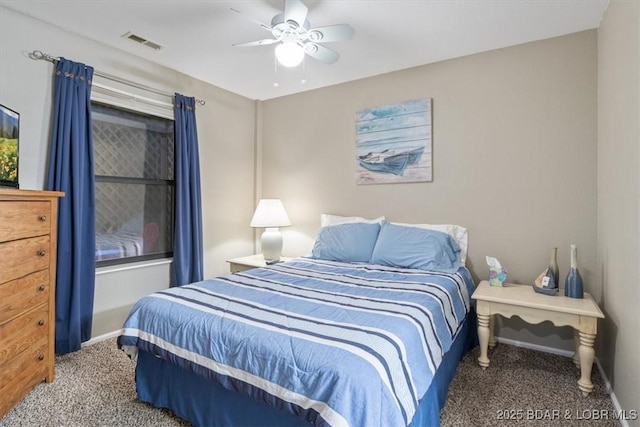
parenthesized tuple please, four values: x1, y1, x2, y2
(320, 214, 385, 228)
(390, 222, 468, 266)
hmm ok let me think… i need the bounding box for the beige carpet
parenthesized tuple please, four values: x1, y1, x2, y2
(440, 344, 618, 426)
(0, 338, 618, 426)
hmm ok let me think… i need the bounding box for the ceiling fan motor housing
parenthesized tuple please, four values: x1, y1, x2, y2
(271, 13, 310, 40)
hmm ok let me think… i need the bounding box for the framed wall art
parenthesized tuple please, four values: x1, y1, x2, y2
(355, 98, 432, 185)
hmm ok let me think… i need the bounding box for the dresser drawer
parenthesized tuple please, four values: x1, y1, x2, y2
(0, 270, 49, 325)
(0, 304, 49, 366)
(0, 336, 48, 416)
(0, 201, 51, 242)
(0, 235, 50, 284)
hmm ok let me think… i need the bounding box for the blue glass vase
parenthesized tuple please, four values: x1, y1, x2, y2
(564, 244, 584, 299)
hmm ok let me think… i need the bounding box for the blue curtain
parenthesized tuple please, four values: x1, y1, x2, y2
(172, 93, 204, 286)
(46, 58, 96, 354)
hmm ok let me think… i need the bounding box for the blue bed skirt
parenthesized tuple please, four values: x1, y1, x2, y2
(135, 311, 477, 427)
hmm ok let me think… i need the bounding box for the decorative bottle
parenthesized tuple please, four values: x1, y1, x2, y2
(564, 244, 584, 299)
(545, 247, 559, 289)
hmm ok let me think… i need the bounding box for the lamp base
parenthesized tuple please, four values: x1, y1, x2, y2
(261, 227, 283, 263)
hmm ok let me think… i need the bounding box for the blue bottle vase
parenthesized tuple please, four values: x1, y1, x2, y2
(564, 244, 584, 299)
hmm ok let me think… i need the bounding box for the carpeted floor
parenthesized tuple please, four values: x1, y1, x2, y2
(0, 338, 619, 427)
(440, 345, 618, 427)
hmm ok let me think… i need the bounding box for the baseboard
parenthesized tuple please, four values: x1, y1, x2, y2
(594, 358, 630, 427)
(496, 337, 630, 427)
(81, 330, 121, 348)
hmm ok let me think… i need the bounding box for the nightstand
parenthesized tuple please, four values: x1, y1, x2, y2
(227, 254, 293, 273)
(472, 280, 604, 397)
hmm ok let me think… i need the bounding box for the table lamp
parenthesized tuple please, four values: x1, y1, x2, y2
(250, 199, 291, 263)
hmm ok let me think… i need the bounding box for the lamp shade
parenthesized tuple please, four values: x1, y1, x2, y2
(275, 42, 305, 68)
(250, 199, 291, 228)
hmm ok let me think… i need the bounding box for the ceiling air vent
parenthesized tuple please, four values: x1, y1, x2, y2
(122, 31, 163, 50)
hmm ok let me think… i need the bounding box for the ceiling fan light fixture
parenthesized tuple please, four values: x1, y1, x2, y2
(275, 42, 305, 67)
(233, 0, 353, 70)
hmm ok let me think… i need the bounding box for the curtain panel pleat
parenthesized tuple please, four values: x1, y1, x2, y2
(172, 93, 204, 286)
(46, 58, 96, 354)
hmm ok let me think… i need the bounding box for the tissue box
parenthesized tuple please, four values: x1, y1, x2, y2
(489, 268, 507, 287)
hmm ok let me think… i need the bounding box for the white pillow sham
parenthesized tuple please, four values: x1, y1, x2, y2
(320, 214, 385, 228)
(390, 222, 468, 266)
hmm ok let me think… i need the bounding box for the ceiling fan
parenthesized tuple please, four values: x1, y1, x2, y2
(231, 0, 355, 68)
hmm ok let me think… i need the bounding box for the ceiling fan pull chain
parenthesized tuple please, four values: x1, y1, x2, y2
(273, 55, 280, 88)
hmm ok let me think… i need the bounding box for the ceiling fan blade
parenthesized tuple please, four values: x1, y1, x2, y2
(308, 24, 355, 43)
(229, 8, 272, 31)
(233, 39, 278, 47)
(284, 0, 308, 29)
(304, 43, 339, 64)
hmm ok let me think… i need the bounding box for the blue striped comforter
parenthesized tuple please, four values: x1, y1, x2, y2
(95, 230, 142, 261)
(118, 258, 475, 427)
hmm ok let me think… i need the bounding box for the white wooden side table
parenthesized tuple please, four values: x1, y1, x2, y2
(226, 254, 293, 273)
(471, 280, 604, 397)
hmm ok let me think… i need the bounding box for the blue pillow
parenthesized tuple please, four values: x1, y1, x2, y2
(371, 222, 461, 273)
(310, 222, 381, 263)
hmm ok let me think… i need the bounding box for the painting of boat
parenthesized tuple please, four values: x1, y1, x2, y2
(355, 98, 432, 184)
(358, 146, 424, 176)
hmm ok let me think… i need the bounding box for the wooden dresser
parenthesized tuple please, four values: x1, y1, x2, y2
(0, 188, 63, 417)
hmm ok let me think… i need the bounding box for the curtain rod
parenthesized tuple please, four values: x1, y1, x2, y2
(30, 50, 205, 106)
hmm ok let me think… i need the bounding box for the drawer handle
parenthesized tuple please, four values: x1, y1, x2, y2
(38, 284, 46, 291)
(38, 354, 45, 361)
(38, 249, 46, 257)
(38, 319, 45, 326)
(39, 215, 47, 222)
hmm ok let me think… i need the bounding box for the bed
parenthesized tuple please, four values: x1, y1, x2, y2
(95, 230, 143, 261)
(118, 220, 476, 426)
(95, 222, 159, 261)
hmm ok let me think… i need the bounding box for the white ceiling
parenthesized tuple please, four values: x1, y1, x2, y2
(1, 0, 608, 101)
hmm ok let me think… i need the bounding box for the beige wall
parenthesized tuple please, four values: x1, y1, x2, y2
(597, 0, 640, 421)
(0, 6, 257, 337)
(262, 30, 598, 350)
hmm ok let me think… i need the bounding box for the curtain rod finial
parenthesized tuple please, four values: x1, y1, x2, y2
(30, 50, 58, 62)
(30, 50, 45, 60)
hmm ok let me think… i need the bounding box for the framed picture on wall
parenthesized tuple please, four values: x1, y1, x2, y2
(0, 103, 20, 188)
(355, 98, 432, 185)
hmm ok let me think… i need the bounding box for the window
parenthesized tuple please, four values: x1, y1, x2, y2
(92, 102, 174, 266)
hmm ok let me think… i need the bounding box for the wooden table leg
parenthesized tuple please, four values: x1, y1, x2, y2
(577, 331, 596, 396)
(477, 312, 490, 369)
(488, 314, 497, 349)
(572, 329, 580, 368)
